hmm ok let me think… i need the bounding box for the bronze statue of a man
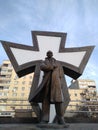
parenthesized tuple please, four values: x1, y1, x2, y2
(39, 50, 66, 124)
(29, 50, 69, 124)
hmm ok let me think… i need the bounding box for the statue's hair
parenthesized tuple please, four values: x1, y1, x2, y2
(46, 50, 53, 55)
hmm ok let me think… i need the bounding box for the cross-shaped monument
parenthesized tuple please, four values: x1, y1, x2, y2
(1, 31, 94, 123)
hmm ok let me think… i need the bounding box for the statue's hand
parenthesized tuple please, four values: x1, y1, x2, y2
(48, 65, 54, 70)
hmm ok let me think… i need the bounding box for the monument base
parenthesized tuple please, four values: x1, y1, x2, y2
(0, 123, 98, 130)
(37, 123, 69, 129)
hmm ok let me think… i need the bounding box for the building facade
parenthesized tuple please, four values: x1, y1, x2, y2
(69, 79, 96, 89)
(0, 60, 34, 117)
(65, 79, 97, 117)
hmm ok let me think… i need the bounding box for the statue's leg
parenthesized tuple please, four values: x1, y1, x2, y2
(41, 98, 50, 123)
(30, 102, 41, 122)
(55, 102, 65, 124)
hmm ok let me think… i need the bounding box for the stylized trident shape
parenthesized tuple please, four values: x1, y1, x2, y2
(1, 31, 94, 122)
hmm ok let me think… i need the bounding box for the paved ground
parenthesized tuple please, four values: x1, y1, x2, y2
(0, 123, 98, 130)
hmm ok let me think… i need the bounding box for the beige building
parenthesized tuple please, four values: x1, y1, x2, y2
(69, 79, 96, 90)
(65, 89, 84, 117)
(0, 60, 34, 117)
(65, 79, 97, 117)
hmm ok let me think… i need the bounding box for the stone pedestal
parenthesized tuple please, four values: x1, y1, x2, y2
(37, 123, 69, 129)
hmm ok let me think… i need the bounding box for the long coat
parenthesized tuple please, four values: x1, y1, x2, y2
(30, 57, 64, 103)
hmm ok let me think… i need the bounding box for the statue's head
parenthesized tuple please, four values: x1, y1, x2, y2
(46, 50, 53, 58)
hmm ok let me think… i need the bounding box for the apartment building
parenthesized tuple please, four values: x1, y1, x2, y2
(69, 79, 96, 90)
(65, 79, 97, 117)
(0, 60, 34, 117)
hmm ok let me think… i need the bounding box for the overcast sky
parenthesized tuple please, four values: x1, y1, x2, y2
(0, 0, 98, 88)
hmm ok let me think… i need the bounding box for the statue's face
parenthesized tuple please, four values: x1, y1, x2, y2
(47, 51, 53, 58)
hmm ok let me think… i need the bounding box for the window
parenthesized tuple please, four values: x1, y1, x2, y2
(88, 85, 96, 88)
(12, 93, 17, 96)
(0, 80, 10, 84)
(1, 75, 6, 77)
(13, 87, 18, 92)
(3, 64, 8, 67)
(0, 80, 2, 83)
(6, 81, 10, 84)
(75, 93, 77, 96)
(0, 92, 2, 96)
(6, 75, 11, 78)
(8, 69, 12, 72)
(27, 106, 31, 109)
(1, 69, 7, 73)
(22, 81, 25, 84)
(14, 81, 18, 85)
(0, 86, 4, 89)
(21, 93, 25, 96)
(22, 87, 25, 91)
(4, 86, 9, 89)
(4, 93, 8, 96)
